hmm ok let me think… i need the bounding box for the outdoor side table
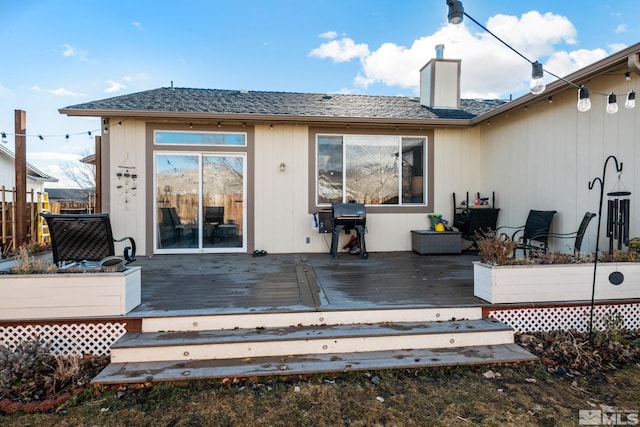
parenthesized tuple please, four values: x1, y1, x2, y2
(411, 230, 462, 254)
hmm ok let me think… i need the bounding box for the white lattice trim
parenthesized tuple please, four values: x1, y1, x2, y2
(488, 303, 640, 333)
(0, 322, 127, 356)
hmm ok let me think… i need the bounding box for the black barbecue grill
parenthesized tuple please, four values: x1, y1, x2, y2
(330, 202, 368, 259)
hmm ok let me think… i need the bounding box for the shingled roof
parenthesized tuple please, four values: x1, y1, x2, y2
(60, 87, 506, 123)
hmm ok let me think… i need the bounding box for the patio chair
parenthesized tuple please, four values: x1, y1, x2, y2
(43, 213, 136, 266)
(159, 207, 181, 245)
(456, 208, 500, 252)
(546, 212, 596, 254)
(204, 206, 224, 239)
(498, 210, 556, 257)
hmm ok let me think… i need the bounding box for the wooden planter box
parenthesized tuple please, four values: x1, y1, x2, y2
(0, 267, 141, 320)
(474, 261, 640, 304)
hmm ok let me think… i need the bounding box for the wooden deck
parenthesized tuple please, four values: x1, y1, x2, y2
(129, 251, 485, 316)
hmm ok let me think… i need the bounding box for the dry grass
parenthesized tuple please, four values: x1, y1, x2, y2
(476, 232, 640, 266)
(3, 363, 640, 426)
(3, 247, 58, 274)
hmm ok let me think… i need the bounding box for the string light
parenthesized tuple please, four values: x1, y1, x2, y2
(0, 128, 101, 143)
(529, 61, 546, 95)
(577, 86, 591, 112)
(446, 0, 638, 114)
(606, 92, 618, 114)
(626, 91, 636, 109)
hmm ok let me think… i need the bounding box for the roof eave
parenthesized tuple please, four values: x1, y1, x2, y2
(59, 108, 473, 128)
(471, 42, 640, 125)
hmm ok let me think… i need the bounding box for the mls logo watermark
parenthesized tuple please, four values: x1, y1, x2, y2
(579, 409, 639, 425)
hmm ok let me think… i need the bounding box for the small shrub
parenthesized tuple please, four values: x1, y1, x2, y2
(1, 242, 50, 258)
(3, 247, 58, 274)
(0, 338, 53, 390)
(475, 232, 640, 266)
(600, 250, 640, 263)
(475, 231, 518, 265)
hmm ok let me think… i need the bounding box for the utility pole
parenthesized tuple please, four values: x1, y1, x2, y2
(14, 110, 27, 248)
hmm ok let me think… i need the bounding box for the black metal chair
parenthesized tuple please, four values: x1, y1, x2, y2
(456, 208, 500, 252)
(499, 210, 557, 257)
(546, 212, 596, 254)
(43, 213, 136, 266)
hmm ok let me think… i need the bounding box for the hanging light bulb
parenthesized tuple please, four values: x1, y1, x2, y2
(1, 132, 7, 143)
(446, 0, 464, 24)
(529, 61, 546, 95)
(577, 86, 591, 112)
(606, 92, 618, 114)
(625, 90, 636, 109)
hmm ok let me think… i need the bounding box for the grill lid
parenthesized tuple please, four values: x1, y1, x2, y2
(332, 202, 365, 218)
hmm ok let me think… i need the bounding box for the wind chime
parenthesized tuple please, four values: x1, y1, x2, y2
(606, 172, 631, 255)
(115, 153, 137, 204)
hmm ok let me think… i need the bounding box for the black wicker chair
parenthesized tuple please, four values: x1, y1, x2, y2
(43, 213, 136, 266)
(546, 212, 596, 254)
(498, 210, 557, 257)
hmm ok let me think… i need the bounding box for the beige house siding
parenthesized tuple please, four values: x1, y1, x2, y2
(479, 71, 640, 254)
(106, 119, 147, 255)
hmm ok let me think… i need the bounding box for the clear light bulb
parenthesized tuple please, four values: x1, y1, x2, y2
(529, 61, 545, 95)
(530, 78, 546, 95)
(577, 86, 591, 112)
(606, 92, 618, 114)
(625, 91, 636, 109)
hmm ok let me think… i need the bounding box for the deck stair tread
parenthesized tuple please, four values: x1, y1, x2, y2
(114, 318, 512, 349)
(93, 343, 537, 384)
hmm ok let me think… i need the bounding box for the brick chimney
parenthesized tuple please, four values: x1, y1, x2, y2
(419, 44, 461, 109)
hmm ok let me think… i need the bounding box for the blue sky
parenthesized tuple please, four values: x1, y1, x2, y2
(1, 0, 639, 187)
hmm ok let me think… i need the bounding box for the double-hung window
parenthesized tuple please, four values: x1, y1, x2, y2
(316, 134, 427, 207)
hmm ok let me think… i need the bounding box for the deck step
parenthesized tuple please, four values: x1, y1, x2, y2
(93, 343, 537, 384)
(138, 307, 484, 333)
(110, 318, 515, 364)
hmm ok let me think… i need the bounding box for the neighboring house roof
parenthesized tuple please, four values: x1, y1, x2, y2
(60, 88, 507, 125)
(0, 144, 58, 183)
(80, 154, 95, 165)
(45, 188, 94, 201)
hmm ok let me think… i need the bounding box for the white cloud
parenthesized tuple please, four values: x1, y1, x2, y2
(615, 24, 627, 34)
(316, 10, 606, 99)
(319, 31, 337, 39)
(308, 38, 370, 63)
(544, 48, 608, 78)
(104, 76, 132, 93)
(60, 44, 88, 61)
(31, 86, 85, 97)
(132, 21, 142, 29)
(608, 43, 627, 53)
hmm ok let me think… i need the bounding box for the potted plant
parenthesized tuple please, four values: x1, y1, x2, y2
(473, 232, 640, 304)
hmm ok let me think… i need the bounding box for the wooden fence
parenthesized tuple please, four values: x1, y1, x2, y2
(1, 187, 97, 254)
(0, 186, 41, 253)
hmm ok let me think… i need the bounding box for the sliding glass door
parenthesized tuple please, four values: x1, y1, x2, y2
(155, 152, 245, 253)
